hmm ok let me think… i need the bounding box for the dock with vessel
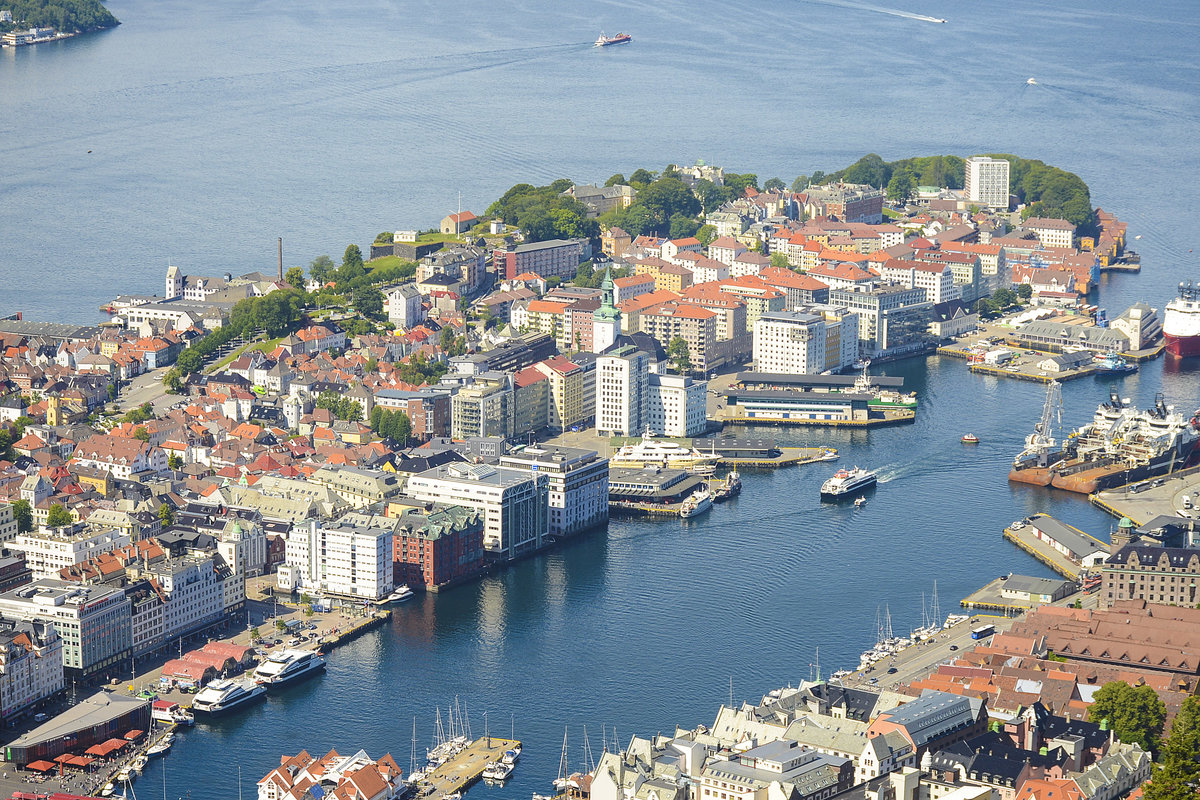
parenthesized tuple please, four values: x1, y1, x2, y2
(718, 371, 918, 428)
(417, 737, 521, 799)
(1001, 514, 1108, 580)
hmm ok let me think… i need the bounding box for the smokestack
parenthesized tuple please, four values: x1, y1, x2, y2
(278, 237, 283, 282)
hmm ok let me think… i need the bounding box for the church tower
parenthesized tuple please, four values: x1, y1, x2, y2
(592, 268, 621, 353)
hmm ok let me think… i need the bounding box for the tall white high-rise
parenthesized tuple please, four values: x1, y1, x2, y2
(963, 156, 1011, 209)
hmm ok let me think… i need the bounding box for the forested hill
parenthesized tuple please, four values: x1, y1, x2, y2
(824, 153, 1097, 236)
(0, 0, 119, 32)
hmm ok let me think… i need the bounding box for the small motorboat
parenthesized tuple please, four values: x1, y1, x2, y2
(961, 433, 980, 444)
(1027, 77, 1038, 85)
(854, 497, 867, 508)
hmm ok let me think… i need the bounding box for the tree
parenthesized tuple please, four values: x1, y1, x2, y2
(309, 255, 336, 285)
(993, 287, 1018, 309)
(353, 285, 385, 320)
(284, 266, 305, 288)
(1016, 283, 1033, 300)
(11, 499, 32, 533)
(1144, 696, 1200, 800)
(809, 170, 827, 186)
(763, 177, 786, 191)
(133, 427, 150, 442)
(374, 231, 394, 244)
(887, 171, 915, 203)
(843, 154, 888, 187)
(337, 244, 365, 288)
(667, 336, 692, 374)
(162, 367, 184, 393)
(393, 412, 412, 445)
(628, 168, 657, 187)
(791, 175, 810, 192)
(604, 173, 626, 187)
(304, 604, 314, 619)
(275, 619, 288, 632)
(250, 626, 261, 641)
(46, 503, 72, 528)
(1087, 681, 1166, 752)
(669, 213, 700, 239)
(696, 224, 718, 247)
(158, 503, 175, 527)
(168, 453, 183, 470)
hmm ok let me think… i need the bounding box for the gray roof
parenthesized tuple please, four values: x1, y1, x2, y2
(1001, 575, 1073, 595)
(1029, 514, 1106, 556)
(0, 320, 105, 342)
(878, 690, 983, 748)
(12, 691, 148, 749)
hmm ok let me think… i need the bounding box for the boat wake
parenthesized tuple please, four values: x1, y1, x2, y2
(803, 0, 945, 24)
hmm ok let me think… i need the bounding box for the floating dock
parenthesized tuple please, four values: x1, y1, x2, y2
(418, 737, 520, 799)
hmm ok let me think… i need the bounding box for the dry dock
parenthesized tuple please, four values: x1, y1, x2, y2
(418, 737, 520, 799)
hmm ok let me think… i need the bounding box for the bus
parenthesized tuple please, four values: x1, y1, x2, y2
(971, 624, 996, 640)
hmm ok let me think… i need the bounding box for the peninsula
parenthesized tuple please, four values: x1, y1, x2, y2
(0, 0, 118, 46)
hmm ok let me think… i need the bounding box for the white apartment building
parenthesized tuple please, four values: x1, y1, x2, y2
(498, 447, 609, 538)
(1024, 217, 1076, 249)
(407, 463, 548, 560)
(648, 374, 707, 437)
(0, 618, 63, 722)
(139, 555, 226, 643)
(0, 580, 131, 679)
(216, 518, 269, 579)
(963, 156, 1010, 209)
(875, 261, 959, 304)
(0, 503, 18, 545)
(9, 524, 132, 580)
(277, 513, 394, 601)
(595, 346, 651, 436)
(753, 312, 827, 375)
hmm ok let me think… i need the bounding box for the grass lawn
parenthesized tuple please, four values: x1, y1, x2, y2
(366, 255, 408, 270)
(882, 208, 903, 219)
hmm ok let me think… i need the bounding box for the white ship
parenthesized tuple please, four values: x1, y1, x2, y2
(609, 429, 721, 471)
(1164, 280, 1200, 358)
(679, 488, 713, 518)
(192, 676, 267, 714)
(820, 467, 878, 498)
(252, 648, 326, 687)
(385, 584, 414, 603)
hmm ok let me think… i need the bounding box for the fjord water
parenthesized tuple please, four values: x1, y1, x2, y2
(4, 0, 1200, 795)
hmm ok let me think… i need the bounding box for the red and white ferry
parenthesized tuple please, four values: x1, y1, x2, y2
(1164, 281, 1200, 358)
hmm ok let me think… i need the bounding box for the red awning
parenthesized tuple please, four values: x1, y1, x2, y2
(67, 755, 94, 767)
(85, 744, 108, 757)
(104, 738, 129, 751)
(54, 753, 75, 763)
(25, 760, 56, 772)
(123, 729, 144, 740)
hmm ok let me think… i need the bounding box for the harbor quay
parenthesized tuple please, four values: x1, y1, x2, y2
(1090, 462, 1200, 524)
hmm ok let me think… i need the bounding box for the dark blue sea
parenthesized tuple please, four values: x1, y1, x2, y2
(3, 0, 1200, 796)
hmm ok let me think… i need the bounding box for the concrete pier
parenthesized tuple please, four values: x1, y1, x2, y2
(418, 737, 520, 799)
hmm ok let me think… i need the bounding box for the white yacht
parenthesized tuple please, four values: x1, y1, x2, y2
(192, 676, 267, 714)
(609, 429, 721, 471)
(820, 467, 878, 498)
(252, 649, 326, 687)
(385, 584, 414, 603)
(483, 761, 515, 781)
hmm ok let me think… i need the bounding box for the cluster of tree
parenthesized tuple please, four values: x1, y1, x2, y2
(1143, 696, 1200, 800)
(395, 352, 448, 386)
(169, 287, 309, 380)
(45, 503, 72, 528)
(486, 180, 599, 244)
(1087, 681, 1166, 752)
(997, 154, 1097, 233)
(600, 175, 701, 238)
(0, 0, 118, 33)
(974, 284, 1031, 318)
(439, 327, 467, 357)
(10, 499, 32, 532)
(667, 336, 692, 374)
(369, 406, 412, 444)
(314, 391, 363, 422)
(572, 261, 630, 289)
(821, 154, 967, 194)
(122, 402, 153, 425)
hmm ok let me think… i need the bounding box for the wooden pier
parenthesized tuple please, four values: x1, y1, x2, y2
(419, 737, 520, 799)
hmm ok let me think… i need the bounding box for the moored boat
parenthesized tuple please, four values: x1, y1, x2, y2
(1009, 380, 1066, 486)
(961, 433, 980, 444)
(253, 648, 326, 687)
(679, 488, 713, 518)
(712, 471, 741, 502)
(192, 676, 267, 715)
(610, 429, 721, 471)
(384, 584, 414, 603)
(1165, 281, 1200, 358)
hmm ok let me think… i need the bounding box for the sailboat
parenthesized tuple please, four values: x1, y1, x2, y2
(552, 727, 570, 791)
